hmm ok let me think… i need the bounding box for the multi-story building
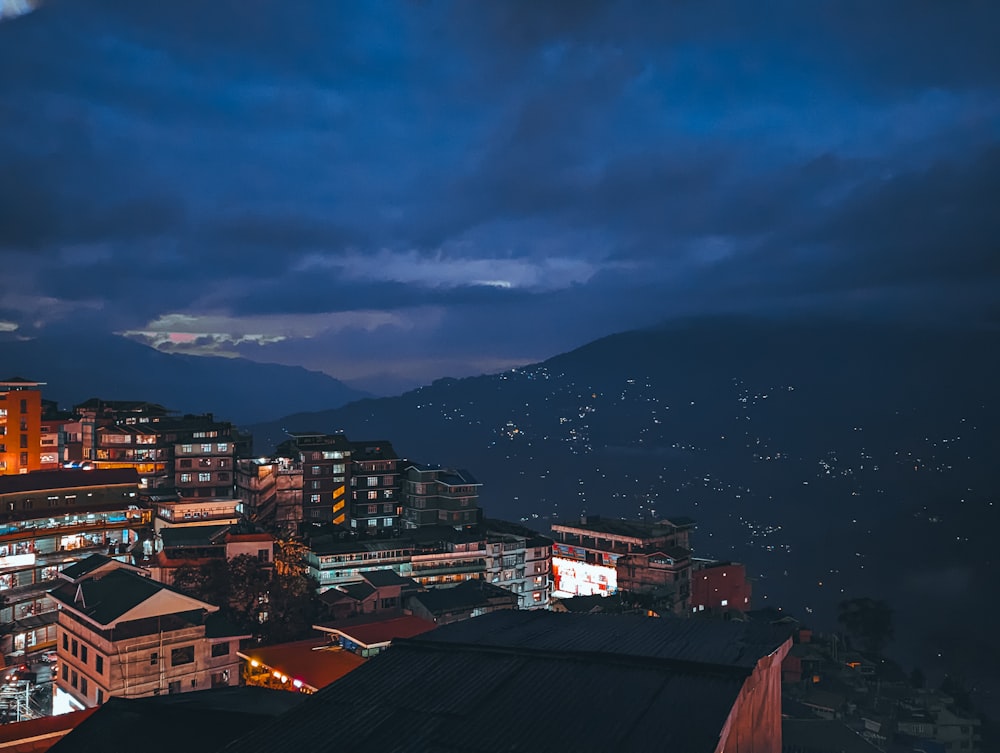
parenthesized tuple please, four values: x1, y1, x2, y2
(173, 437, 237, 498)
(235, 457, 303, 534)
(549, 515, 695, 598)
(148, 492, 244, 534)
(690, 559, 752, 615)
(616, 547, 693, 615)
(348, 440, 400, 537)
(0, 377, 44, 476)
(145, 523, 274, 585)
(50, 556, 248, 713)
(0, 469, 148, 657)
(481, 519, 552, 609)
(276, 433, 352, 526)
(400, 463, 481, 529)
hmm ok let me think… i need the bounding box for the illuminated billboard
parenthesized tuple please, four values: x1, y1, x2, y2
(552, 556, 617, 598)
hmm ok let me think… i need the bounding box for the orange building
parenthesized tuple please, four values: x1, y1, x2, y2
(0, 377, 44, 475)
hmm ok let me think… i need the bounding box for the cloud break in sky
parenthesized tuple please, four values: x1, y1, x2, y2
(1, 1, 998, 393)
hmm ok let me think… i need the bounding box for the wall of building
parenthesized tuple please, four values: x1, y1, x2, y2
(56, 613, 240, 708)
(0, 387, 42, 475)
(716, 641, 790, 753)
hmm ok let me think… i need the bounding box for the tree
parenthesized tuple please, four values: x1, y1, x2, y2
(837, 597, 894, 654)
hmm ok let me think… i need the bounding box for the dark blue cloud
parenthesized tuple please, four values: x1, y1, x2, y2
(0, 1, 997, 391)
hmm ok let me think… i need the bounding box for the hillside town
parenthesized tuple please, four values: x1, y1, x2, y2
(0, 377, 987, 752)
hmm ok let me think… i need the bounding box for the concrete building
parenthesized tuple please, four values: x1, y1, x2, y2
(617, 546, 693, 615)
(0, 469, 148, 658)
(235, 457, 303, 534)
(0, 378, 44, 476)
(400, 463, 481, 529)
(691, 560, 752, 615)
(144, 523, 274, 585)
(482, 519, 552, 609)
(50, 556, 248, 713)
(550, 515, 695, 598)
(348, 440, 400, 537)
(276, 433, 352, 526)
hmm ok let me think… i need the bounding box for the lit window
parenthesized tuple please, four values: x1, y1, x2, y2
(367, 476, 378, 487)
(368, 518, 377, 527)
(197, 473, 210, 482)
(180, 474, 191, 483)
(201, 443, 212, 453)
(721, 599, 728, 607)
(367, 490, 378, 500)
(181, 444, 192, 453)
(217, 443, 229, 452)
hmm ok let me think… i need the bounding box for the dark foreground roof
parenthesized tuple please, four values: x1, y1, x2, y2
(50, 687, 305, 753)
(226, 611, 791, 753)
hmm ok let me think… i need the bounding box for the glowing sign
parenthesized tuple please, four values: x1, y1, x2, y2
(552, 556, 617, 598)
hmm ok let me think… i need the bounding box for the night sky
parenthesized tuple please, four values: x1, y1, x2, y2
(1, 2, 998, 394)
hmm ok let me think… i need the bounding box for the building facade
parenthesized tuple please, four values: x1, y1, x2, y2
(348, 441, 400, 536)
(0, 378, 44, 476)
(50, 558, 247, 713)
(401, 464, 481, 529)
(235, 457, 303, 534)
(550, 515, 695, 598)
(0, 468, 148, 657)
(277, 433, 352, 526)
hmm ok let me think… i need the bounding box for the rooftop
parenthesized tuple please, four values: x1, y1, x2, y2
(408, 579, 518, 615)
(313, 614, 437, 648)
(0, 468, 139, 496)
(49, 567, 216, 627)
(227, 610, 791, 753)
(239, 638, 366, 692)
(552, 515, 697, 541)
(49, 688, 305, 753)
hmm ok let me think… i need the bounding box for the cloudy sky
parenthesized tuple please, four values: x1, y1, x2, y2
(1, 2, 998, 393)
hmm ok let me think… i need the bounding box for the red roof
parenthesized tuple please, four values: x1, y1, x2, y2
(0, 708, 98, 752)
(317, 614, 437, 647)
(240, 638, 365, 690)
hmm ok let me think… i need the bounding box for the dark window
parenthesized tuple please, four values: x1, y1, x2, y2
(211, 642, 230, 657)
(171, 646, 194, 666)
(19, 434, 27, 448)
(61, 664, 68, 681)
(150, 652, 158, 666)
(62, 634, 68, 650)
(211, 670, 230, 688)
(71, 639, 78, 657)
(80, 677, 88, 696)
(71, 670, 78, 688)
(95, 655, 104, 674)
(81, 645, 88, 663)
(257, 549, 269, 562)
(97, 688, 104, 704)
(168, 680, 181, 694)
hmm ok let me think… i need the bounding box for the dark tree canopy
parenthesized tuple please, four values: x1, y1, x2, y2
(837, 597, 895, 654)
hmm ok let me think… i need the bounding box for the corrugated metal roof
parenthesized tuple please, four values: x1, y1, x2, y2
(226, 611, 790, 753)
(420, 610, 789, 669)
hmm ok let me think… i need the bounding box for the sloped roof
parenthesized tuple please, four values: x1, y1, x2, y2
(49, 568, 216, 627)
(408, 579, 517, 615)
(226, 611, 791, 753)
(313, 614, 436, 648)
(421, 609, 790, 669)
(50, 688, 304, 753)
(239, 638, 366, 692)
(361, 569, 412, 588)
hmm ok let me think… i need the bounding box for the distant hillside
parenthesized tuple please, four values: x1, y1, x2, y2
(250, 316, 1000, 701)
(0, 334, 369, 425)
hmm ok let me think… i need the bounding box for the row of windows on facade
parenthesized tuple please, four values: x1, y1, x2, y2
(0, 435, 29, 451)
(178, 458, 229, 469)
(178, 472, 231, 483)
(0, 420, 29, 434)
(0, 399, 29, 413)
(63, 632, 231, 670)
